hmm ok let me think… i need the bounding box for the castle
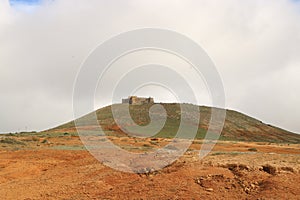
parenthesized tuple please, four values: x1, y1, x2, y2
(122, 96, 154, 105)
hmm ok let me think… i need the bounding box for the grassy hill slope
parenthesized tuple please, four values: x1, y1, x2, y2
(51, 103, 300, 144)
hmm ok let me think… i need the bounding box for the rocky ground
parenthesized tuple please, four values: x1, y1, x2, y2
(0, 134, 299, 199)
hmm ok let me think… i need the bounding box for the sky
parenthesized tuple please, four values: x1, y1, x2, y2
(0, 0, 300, 134)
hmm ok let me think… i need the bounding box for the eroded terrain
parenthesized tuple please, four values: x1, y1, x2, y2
(0, 133, 299, 199)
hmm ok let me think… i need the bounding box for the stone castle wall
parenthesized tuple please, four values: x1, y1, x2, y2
(122, 96, 154, 105)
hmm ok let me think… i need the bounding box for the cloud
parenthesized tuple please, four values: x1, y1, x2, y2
(0, 0, 300, 133)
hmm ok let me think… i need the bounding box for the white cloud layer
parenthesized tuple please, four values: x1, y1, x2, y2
(0, 0, 300, 133)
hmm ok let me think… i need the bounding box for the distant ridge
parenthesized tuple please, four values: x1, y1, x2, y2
(50, 103, 300, 144)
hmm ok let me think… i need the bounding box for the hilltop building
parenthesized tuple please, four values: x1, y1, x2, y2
(122, 96, 154, 105)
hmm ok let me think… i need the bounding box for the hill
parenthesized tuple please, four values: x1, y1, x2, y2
(50, 103, 300, 144)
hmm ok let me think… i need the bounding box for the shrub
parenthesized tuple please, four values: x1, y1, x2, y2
(41, 139, 49, 144)
(0, 138, 25, 145)
(21, 136, 39, 142)
(248, 148, 258, 152)
(143, 144, 151, 147)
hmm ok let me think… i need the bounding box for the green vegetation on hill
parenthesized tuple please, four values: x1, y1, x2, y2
(50, 103, 300, 144)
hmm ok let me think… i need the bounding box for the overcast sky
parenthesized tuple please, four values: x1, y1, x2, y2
(0, 0, 300, 134)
